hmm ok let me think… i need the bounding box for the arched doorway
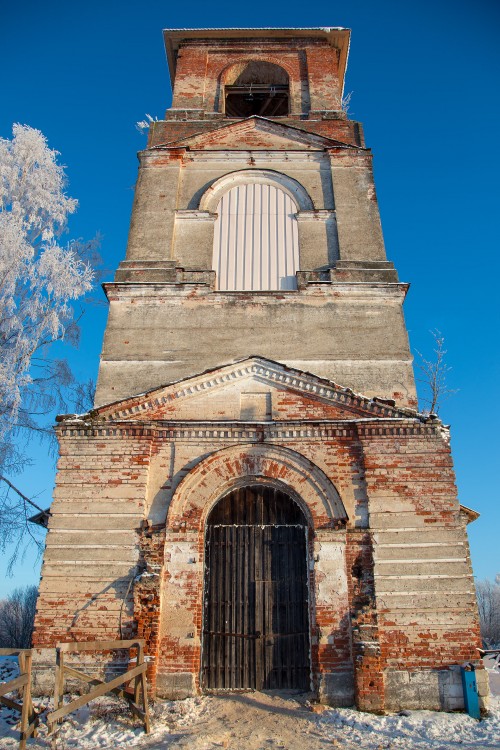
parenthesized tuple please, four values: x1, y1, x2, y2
(202, 484, 311, 690)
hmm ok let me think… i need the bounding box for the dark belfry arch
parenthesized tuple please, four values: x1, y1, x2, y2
(223, 61, 290, 117)
(202, 485, 311, 691)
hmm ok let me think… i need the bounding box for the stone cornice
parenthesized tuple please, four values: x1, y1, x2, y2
(141, 149, 336, 164)
(102, 281, 410, 301)
(179, 151, 337, 162)
(56, 416, 442, 442)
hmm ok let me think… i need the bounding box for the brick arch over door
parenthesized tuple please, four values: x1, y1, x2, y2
(166, 443, 348, 532)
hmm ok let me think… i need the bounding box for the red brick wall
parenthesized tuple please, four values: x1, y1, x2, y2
(148, 117, 365, 149)
(346, 530, 385, 712)
(146, 36, 364, 149)
(170, 38, 341, 116)
(358, 424, 482, 673)
(33, 415, 482, 707)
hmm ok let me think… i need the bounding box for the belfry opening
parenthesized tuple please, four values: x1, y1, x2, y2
(202, 485, 310, 690)
(223, 61, 289, 117)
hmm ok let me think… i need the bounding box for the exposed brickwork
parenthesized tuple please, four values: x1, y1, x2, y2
(148, 117, 364, 148)
(147, 33, 363, 148)
(358, 425, 482, 677)
(170, 38, 341, 116)
(133, 524, 166, 694)
(32, 28, 485, 711)
(346, 530, 385, 712)
(33, 371, 484, 707)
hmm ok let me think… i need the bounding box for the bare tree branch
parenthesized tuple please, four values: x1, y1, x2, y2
(0, 585, 38, 648)
(0, 477, 51, 574)
(415, 329, 458, 415)
(476, 578, 500, 648)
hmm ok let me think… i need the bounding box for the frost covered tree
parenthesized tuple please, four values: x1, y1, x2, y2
(0, 124, 97, 565)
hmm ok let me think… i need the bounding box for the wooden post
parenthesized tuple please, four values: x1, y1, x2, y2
(18, 651, 29, 750)
(24, 651, 35, 732)
(134, 644, 141, 705)
(50, 647, 65, 730)
(0, 648, 39, 749)
(137, 641, 150, 733)
(46, 640, 150, 734)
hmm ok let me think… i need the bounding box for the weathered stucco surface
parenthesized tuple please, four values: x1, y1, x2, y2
(97, 101, 413, 408)
(32, 28, 484, 713)
(95, 283, 414, 407)
(34, 360, 484, 709)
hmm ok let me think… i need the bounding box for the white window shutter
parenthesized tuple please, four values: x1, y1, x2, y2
(213, 183, 299, 291)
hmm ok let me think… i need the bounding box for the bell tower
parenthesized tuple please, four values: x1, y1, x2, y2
(95, 27, 416, 409)
(33, 27, 484, 713)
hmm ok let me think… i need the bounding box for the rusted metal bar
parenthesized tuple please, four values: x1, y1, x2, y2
(204, 631, 261, 639)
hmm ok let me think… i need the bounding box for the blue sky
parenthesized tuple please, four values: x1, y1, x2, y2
(1, 0, 499, 595)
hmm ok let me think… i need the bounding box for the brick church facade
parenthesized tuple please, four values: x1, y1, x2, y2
(32, 27, 486, 711)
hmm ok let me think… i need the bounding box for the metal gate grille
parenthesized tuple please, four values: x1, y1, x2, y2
(202, 522, 310, 690)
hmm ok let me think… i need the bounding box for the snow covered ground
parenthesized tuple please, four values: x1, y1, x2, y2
(1, 656, 499, 749)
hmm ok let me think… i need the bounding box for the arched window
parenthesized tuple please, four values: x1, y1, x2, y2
(212, 182, 299, 291)
(223, 61, 289, 117)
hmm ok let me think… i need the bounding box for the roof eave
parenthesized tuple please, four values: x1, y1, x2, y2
(460, 504, 480, 524)
(162, 27, 351, 92)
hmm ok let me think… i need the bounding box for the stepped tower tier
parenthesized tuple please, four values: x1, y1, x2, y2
(95, 28, 416, 408)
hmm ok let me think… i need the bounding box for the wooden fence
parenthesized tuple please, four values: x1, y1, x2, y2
(0, 648, 39, 750)
(46, 639, 150, 734)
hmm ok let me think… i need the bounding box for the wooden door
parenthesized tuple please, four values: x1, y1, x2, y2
(202, 487, 310, 690)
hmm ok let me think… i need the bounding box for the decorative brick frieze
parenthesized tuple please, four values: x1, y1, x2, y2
(56, 420, 439, 443)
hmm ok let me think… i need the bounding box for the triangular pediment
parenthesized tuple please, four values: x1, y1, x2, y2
(161, 117, 356, 152)
(89, 357, 420, 424)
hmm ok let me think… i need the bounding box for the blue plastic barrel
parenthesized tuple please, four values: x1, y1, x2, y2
(461, 664, 481, 720)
